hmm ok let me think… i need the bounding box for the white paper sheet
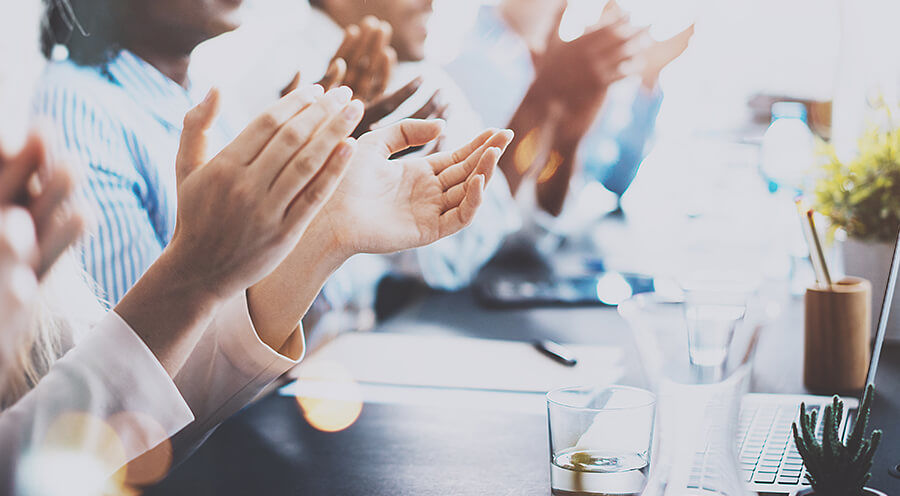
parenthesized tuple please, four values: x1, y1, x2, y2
(285, 332, 624, 394)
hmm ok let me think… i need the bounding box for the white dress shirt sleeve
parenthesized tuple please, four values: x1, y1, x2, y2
(168, 291, 303, 456)
(1, 311, 194, 493)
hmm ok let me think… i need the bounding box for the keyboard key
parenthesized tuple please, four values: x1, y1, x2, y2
(754, 473, 777, 484)
(777, 476, 800, 485)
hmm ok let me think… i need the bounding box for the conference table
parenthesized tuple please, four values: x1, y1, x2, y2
(142, 226, 816, 496)
(145, 136, 900, 495)
(144, 276, 899, 495)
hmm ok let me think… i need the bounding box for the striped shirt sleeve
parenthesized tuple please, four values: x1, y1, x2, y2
(33, 72, 166, 307)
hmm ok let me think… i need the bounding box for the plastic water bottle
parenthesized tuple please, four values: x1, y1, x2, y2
(760, 102, 815, 194)
(759, 102, 817, 293)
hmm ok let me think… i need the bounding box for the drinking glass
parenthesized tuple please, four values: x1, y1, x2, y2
(547, 385, 656, 495)
(681, 277, 756, 372)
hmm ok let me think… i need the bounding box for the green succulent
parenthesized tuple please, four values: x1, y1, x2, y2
(791, 384, 882, 496)
(814, 106, 900, 243)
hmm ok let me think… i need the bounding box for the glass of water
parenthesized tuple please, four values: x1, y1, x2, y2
(681, 277, 756, 370)
(547, 385, 656, 496)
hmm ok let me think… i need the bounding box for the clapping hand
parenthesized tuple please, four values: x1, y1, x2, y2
(283, 17, 447, 140)
(642, 24, 694, 88)
(163, 85, 362, 301)
(532, 1, 648, 120)
(314, 121, 514, 257)
(0, 132, 85, 368)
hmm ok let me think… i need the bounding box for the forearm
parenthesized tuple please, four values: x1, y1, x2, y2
(534, 84, 610, 215)
(641, 70, 661, 93)
(499, 83, 559, 196)
(114, 249, 224, 377)
(535, 139, 580, 216)
(247, 216, 349, 353)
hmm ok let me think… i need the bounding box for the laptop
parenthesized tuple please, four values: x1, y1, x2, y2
(695, 227, 900, 495)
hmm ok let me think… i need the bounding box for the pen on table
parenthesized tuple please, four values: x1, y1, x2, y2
(533, 339, 577, 367)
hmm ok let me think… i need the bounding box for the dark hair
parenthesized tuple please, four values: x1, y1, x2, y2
(308, 0, 325, 8)
(41, 0, 124, 66)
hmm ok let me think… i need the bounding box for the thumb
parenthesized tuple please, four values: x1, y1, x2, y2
(281, 71, 301, 98)
(546, 0, 568, 48)
(362, 119, 444, 157)
(602, 0, 623, 17)
(176, 87, 220, 183)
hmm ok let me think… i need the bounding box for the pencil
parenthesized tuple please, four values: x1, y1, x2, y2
(796, 199, 825, 285)
(806, 209, 832, 288)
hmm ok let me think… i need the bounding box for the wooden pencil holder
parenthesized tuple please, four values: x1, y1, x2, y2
(803, 277, 871, 394)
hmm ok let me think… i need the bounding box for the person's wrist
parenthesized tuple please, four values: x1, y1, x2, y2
(524, 76, 560, 112)
(155, 240, 228, 310)
(304, 209, 354, 268)
(641, 69, 661, 91)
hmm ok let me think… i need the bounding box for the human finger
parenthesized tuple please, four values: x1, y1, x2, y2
(345, 17, 382, 91)
(440, 147, 499, 211)
(410, 90, 443, 120)
(368, 45, 396, 100)
(360, 118, 444, 157)
(271, 99, 363, 207)
(389, 97, 449, 159)
(578, 14, 630, 49)
(602, 0, 623, 17)
(438, 173, 485, 238)
(0, 206, 39, 267)
(0, 132, 44, 204)
(355, 21, 392, 100)
(318, 58, 347, 91)
(176, 88, 221, 182)
(254, 86, 353, 187)
(282, 138, 356, 229)
(28, 165, 73, 234)
(225, 84, 325, 166)
(333, 24, 361, 65)
(435, 130, 512, 189)
(366, 77, 423, 123)
(545, 0, 568, 48)
(35, 212, 83, 278)
(281, 72, 301, 98)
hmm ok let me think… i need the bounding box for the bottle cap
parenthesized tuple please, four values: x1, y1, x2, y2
(771, 101, 808, 123)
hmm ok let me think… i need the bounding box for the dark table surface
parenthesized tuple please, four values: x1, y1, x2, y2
(146, 280, 900, 496)
(145, 189, 900, 496)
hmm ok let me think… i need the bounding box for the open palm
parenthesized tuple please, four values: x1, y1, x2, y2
(319, 120, 513, 255)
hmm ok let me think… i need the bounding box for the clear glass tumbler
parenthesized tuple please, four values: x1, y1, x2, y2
(547, 385, 656, 496)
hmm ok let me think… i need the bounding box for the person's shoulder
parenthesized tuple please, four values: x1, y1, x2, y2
(34, 60, 126, 124)
(33, 60, 138, 168)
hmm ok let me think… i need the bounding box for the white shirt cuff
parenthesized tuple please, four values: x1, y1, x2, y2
(87, 311, 195, 460)
(214, 291, 305, 379)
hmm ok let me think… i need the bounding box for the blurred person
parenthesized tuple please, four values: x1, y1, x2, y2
(447, 0, 693, 217)
(1, 1, 510, 493)
(34, 0, 445, 306)
(242, 0, 644, 340)
(2, 83, 358, 494)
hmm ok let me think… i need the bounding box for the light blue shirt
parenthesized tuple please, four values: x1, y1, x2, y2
(444, 5, 663, 197)
(33, 50, 233, 305)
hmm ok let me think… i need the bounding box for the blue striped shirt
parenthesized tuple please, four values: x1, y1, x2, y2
(33, 50, 232, 306)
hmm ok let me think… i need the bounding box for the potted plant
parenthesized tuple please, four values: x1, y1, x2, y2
(814, 104, 900, 341)
(791, 384, 886, 496)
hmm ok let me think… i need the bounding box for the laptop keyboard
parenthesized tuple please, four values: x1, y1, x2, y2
(735, 403, 820, 487)
(689, 400, 830, 491)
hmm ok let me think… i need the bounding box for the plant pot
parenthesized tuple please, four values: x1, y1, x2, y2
(842, 236, 900, 343)
(792, 487, 888, 496)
